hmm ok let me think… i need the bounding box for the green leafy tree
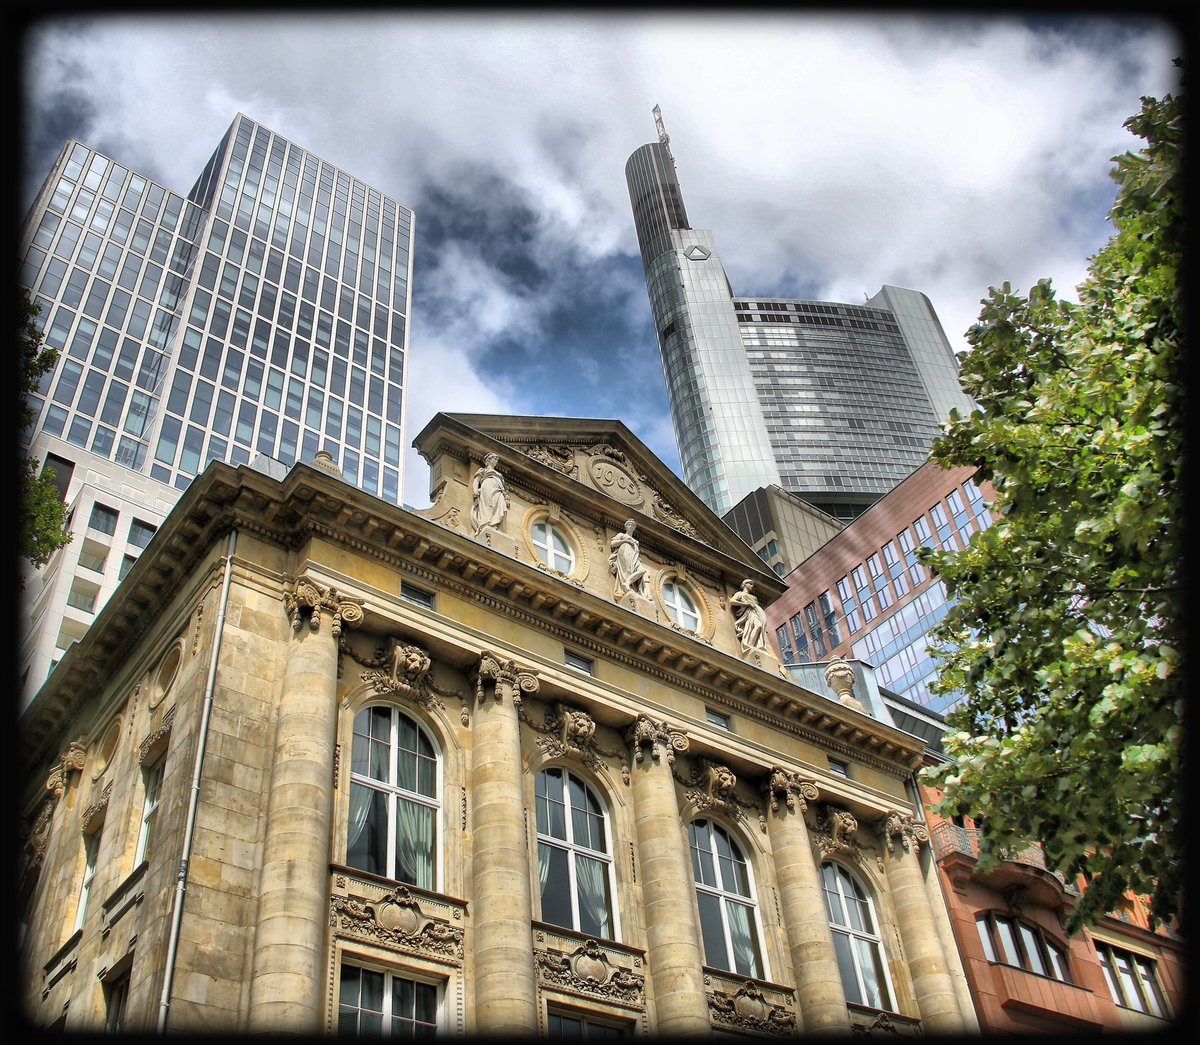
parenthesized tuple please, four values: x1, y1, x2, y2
(919, 76, 1183, 932)
(20, 291, 72, 580)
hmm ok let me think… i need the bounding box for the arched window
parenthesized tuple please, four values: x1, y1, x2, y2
(347, 706, 439, 890)
(662, 579, 701, 631)
(821, 863, 891, 1010)
(689, 819, 763, 977)
(535, 767, 614, 939)
(532, 520, 576, 574)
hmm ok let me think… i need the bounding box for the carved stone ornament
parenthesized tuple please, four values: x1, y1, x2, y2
(824, 657, 867, 713)
(46, 741, 87, 798)
(880, 810, 930, 855)
(705, 979, 797, 1036)
(348, 637, 451, 714)
(283, 574, 365, 636)
(139, 703, 177, 766)
(80, 781, 113, 836)
(534, 939, 645, 1009)
(650, 492, 699, 539)
(329, 885, 464, 964)
(813, 803, 859, 855)
(523, 444, 578, 476)
(761, 766, 820, 814)
(624, 713, 689, 766)
(473, 650, 540, 709)
(675, 759, 758, 825)
(586, 447, 644, 507)
(519, 701, 630, 784)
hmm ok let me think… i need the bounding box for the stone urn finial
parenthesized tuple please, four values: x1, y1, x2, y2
(824, 657, 866, 712)
(312, 449, 344, 477)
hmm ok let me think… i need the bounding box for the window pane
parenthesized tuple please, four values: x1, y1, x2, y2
(346, 782, 388, 877)
(538, 841, 573, 929)
(832, 931, 862, 1005)
(696, 889, 730, 971)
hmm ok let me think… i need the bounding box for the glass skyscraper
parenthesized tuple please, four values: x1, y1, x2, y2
(19, 113, 414, 705)
(625, 136, 972, 520)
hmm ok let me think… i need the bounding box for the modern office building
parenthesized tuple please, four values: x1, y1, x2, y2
(18, 412, 978, 1036)
(765, 461, 996, 715)
(19, 113, 414, 708)
(724, 484, 844, 578)
(625, 122, 973, 520)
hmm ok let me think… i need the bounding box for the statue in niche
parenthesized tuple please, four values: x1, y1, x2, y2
(730, 579, 768, 653)
(608, 518, 649, 599)
(470, 452, 508, 534)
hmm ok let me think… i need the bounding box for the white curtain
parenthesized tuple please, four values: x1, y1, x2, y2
(726, 901, 759, 978)
(856, 937, 885, 1009)
(395, 797, 433, 889)
(347, 782, 373, 864)
(576, 855, 610, 938)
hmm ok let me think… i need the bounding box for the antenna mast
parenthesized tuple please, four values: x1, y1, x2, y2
(652, 104, 673, 160)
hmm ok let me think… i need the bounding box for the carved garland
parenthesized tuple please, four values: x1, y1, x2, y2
(533, 938, 645, 1009)
(518, 700, 630, 784)
(705, 978, 797, 1036)
(329, 885, 464, 965)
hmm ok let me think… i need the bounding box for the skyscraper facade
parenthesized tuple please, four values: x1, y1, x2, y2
(625, 134, 972, 520)
(19, 113, 414, 705)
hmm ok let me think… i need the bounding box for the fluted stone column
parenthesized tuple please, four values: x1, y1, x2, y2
(248, 578, 363, 1033)
(469, 652, 539, 1035)
(625, 714, 710, 1035)
(761, 769, 853, 1034)
(879, 811, 966, 1034)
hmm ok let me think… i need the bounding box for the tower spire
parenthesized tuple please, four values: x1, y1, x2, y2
(652, 104, 673, 160)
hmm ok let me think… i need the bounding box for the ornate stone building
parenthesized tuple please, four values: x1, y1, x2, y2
(18, 413, 977, 1036)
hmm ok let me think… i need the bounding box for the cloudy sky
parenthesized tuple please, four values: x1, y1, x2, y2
(19, 11, 1182, 507)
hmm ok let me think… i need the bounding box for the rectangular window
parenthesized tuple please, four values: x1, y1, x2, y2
(128, 518, 158, 549)
(819, 590, 841, 647)
(1095, 943, 1169, 1017)
(897, 528, 926, 586)
(565, 650, 594, 675)
(90, 502, 119, 535)
(104, 969, 131, 1034)
(135, 758, 166, 864)
(882, 540, 910, 598)
(804, 601, 827, 658)
(836, 577, 861, 634)
(789, 614, 811, 664)
(119, 554, 137, 581)
(852, 565, 877, 623)
(775, 624, 794, 665)
(930, 503, 957, 551)
(913, 514, 936, 551)
(338, 965, 438, 1037)
(75, 831, 101, 932)
(866, 553, 893, 611)
(828, 758, 849, 778)
(547, 1010, 630, 1038)
(399, 582, 434, 610)
(705, 708, 732, 730)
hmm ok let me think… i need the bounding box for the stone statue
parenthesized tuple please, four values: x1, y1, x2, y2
(470, 453, 508, 534)
(730, 579, 768, 653)
(608, 518, 648, 599)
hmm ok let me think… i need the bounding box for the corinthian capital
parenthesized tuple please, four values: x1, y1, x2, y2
(624, 713, 689, 766)
(761, 766, 820, 814)
(283, 574, 365, 635)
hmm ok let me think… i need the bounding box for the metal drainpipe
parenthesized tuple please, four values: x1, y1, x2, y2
(156, 529, 237, 1034)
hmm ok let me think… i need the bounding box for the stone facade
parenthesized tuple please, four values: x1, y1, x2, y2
(18, 413, 972, 1036)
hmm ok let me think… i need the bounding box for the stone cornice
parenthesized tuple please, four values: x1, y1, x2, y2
(20, 460, 925, 783)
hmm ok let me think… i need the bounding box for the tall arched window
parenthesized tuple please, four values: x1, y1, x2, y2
(821, 862, 891, 1010)
(347, 706, 439, 890)
(535, 767, 614, 939)
(532, 520, 576, 574)
(662, 580, 701, 632)
(689, 819, 763, 977)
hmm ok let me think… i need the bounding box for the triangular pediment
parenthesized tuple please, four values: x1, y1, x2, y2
(412, 413, 785, 597)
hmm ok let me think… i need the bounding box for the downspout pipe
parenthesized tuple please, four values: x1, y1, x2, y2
(156, 529, 237, 1034)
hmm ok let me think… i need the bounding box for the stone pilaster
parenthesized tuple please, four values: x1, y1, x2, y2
(248, 577, 363, 1033)
(624, 714, 710, 1035)
(878, 810, 965, 1034)
(761, 768, 852, 1034)
(469, 651, 539, 1035)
